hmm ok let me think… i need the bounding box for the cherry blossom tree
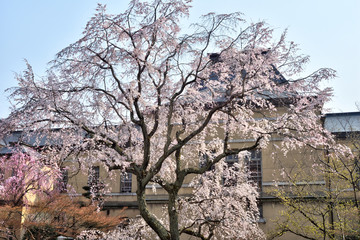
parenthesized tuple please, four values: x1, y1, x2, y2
(0, 152, 59, 207)
(0, 151, 60, 239)
(2, 0, 343, 239)
(0, 151, 123, 239)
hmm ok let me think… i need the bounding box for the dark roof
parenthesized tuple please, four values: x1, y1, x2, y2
(324, 112, 360, 117)
(324, 112, 360, 133)
(0, 129, 66, 155)
(208, 52, 287, 85)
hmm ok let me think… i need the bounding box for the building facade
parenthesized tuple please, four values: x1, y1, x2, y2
(1, 112, 360, 239)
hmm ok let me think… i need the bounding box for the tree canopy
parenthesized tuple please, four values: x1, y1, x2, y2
(1, 0, 346, 239)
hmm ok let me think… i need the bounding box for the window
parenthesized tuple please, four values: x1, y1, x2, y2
(59, 168, 68, 192)
(224, 149, 262, 191)
(257, 202, 265, 222)
(225, 154, 239, 166)
(354, 157, 360, 189)
(87, 166, 104, 198)
(245, 150, 262, 191)
(11, 168, 16, 177)
(199, 153, 208, 169)
(0, 168, 3, 183)
(223, 154, 240, 186)
(199, 151, 217, 171)
(120, 172, 132, 193)
(88, 166, 100, 187)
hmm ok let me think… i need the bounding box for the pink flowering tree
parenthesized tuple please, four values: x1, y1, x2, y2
(2, 0, 344, 239)
(0, 151, 60, 239)
(0, 152, 60, 207)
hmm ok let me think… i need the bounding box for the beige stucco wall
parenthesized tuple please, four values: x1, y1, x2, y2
(61, 106, 347, 240)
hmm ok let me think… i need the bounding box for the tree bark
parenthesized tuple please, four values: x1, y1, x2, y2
(168, 191, 180, 240)
(137, 178, 170, 240)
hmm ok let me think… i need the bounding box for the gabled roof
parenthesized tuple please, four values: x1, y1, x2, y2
(208, 52, 287, 85)
(199, 52, 290, 105)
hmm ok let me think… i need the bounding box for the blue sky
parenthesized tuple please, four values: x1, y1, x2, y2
(1, 0, 359, 118)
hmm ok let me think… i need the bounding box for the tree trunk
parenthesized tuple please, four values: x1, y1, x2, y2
(137, 179, 170, 240)
(168, 192, 180, 240)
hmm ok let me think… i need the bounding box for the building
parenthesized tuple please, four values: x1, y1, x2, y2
(2, 111, 360, 240)
(1, 50, 359, 238)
